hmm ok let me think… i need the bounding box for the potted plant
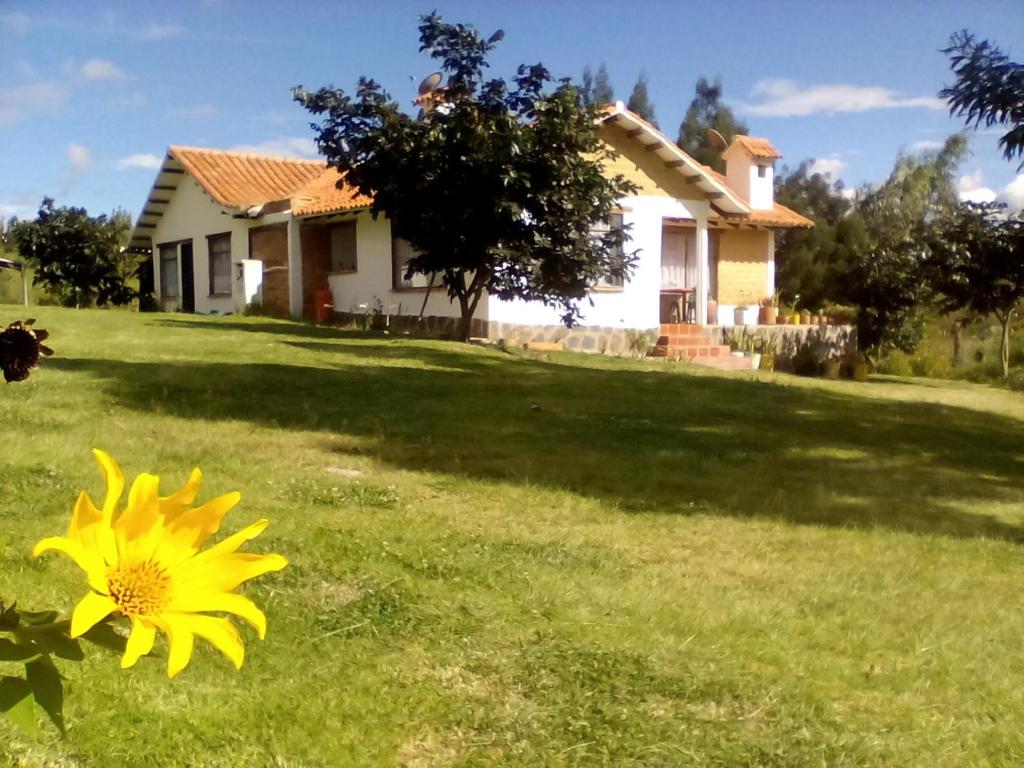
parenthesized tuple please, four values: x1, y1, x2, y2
(757, 333, 778, 371)
(799, 309, 812, 326)
(707, 295, 718, 325)
(759, 294, 779, 326)
(823, 356, 841, 379)
(733, 304, 748, 327)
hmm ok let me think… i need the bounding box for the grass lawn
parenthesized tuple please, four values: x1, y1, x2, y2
(4, 306, 1024, 767)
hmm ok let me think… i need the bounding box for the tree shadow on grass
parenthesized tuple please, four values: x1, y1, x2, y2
(47, 346, 1024, 543)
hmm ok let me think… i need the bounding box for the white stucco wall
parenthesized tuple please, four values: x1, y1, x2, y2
(151, 175, 253, 314)
(748, 163, 774, 210)
(485, 194, 709, 330)
(324, 212, 473, 321)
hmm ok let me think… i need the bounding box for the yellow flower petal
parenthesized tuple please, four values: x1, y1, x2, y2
(115, 473, 164, 560)
(160, 468, 202, 521)
(70, 592, 117, 638)
(121, 618, 157, 668)
(33, 536, 107, 594)
(177, 614, 245, 670)
(174, 552, 288, 595)
(92, 449, 124, 523)
(156, 492, 241, 569)
(154, 614, 195, 679)
(165, 591, 267, 638)
(68, 491, 118, 571)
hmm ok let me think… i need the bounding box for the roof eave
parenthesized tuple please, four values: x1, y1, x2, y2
(598, 105, 751, 215)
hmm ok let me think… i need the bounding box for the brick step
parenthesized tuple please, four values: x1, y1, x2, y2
(649, 344, 733, 359)
(659, 324, 706, 337)
(659, 334, 719, 347)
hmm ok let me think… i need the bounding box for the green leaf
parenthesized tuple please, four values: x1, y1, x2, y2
(80, 620, 127, 654)
(0, 676, 36, 738)
(20, 627, 84, 662)
(0, 637, 39, 663)
(17, 610, 59, 627)
(26, 659, 64, 736)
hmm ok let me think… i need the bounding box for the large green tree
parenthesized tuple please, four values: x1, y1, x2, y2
(677, 77, 748, 172)
(928, 201, 1024, 378)
(4, 199, 136, 308)
(626, 72, 657, 126)
(774, 162, 867, 309)
(941, 30, 1024, 170)
(846, 136, 967, 357)
(294, 14, 637, 340)
(592, 63, 614, 105)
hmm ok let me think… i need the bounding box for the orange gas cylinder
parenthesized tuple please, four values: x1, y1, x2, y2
(314, 286, 334, 323)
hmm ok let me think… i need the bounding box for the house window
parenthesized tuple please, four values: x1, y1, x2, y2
(159, 243, 179, 298)
(392, 237, 433, 289)
(757, 164, 767, 178)
(591, 212, 626, 289)
(207, 233, 232, 296)
(330, 223, 357, 272)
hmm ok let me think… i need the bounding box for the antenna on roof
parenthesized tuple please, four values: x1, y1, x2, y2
(418, 71, 443, 96)
(706, 128, 728, 151)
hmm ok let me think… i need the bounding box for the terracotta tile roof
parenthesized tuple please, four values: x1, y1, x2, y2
(169, 146, 326, 208)
(730, 135, 783, 159)
(746, 203, 813, 228)
(291, 168, 373, 216)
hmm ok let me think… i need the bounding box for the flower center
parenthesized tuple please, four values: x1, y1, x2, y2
(106, 560, 170, 617)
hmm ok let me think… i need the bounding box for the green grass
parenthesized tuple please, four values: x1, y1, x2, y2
(3, 306, 1024, 767)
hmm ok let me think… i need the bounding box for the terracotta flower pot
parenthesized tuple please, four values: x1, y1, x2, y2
(763, 306, 778, 325)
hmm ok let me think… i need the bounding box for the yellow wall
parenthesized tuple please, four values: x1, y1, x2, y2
(596, 125, 707, 201)
(717, 229, 770, 305)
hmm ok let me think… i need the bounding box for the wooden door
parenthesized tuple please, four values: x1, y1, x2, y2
(180, 241, 195, 313)
(248, 225, 289, 316)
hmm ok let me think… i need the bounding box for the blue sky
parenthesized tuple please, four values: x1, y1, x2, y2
(1, 0, 1022, 221)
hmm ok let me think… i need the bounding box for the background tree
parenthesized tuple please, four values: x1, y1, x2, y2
(941, 30, 1024, 170)
(677, 77, 748, 172)
(4, 199, 136, 308)
(294, 14, 637, 341)
(592, 62, 614, 105)
(626, 72, 657, 126)
(845, 135, 967, 357)
(580, 64, 594, 106)
(773, 162, 867, 308)
(928, 201, 1024, 378)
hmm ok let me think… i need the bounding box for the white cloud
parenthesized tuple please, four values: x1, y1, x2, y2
(166, 103, 218, 120)
(79, 58, 128, 82)
(230, 137, 319, 158)
(807, 155, 846, 180)
(0, 12, 30, 35)
(61, 143, 92, 195)
(116, 153, 163, 170)
(137, 23, 182, 41)
(740, 79, 946, 117)
(0, 202, 33, 220)
(839, 186, 857, 201)
(999, 175, 1024, 211)
(908, 139, 944, 153)
(957, 170, 998, 204)
(0, 81, 66, 125)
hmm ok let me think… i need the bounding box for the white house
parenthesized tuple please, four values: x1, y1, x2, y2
(129, 103, 811, 349)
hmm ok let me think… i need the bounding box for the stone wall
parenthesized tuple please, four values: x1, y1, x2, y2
(719, 325, 857, 371)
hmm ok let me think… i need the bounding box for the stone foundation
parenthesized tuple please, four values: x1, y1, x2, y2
(717, 325, 858, 371)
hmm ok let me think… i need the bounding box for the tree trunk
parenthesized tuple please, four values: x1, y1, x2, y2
(951, 320, 962, 367)
(999, 311, 1012, 380)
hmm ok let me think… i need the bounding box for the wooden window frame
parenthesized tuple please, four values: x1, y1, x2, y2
(206, 231, 232, 297)
(329, 222, 358, 275)
(157, 241, 181, 299)
(391, 235, 440, 292)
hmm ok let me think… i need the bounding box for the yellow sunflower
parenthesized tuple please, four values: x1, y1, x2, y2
(34, 450, 287, 678)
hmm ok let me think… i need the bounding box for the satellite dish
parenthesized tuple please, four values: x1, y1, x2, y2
(706, 128, 728, 151)
(418, 71, 443, 95)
